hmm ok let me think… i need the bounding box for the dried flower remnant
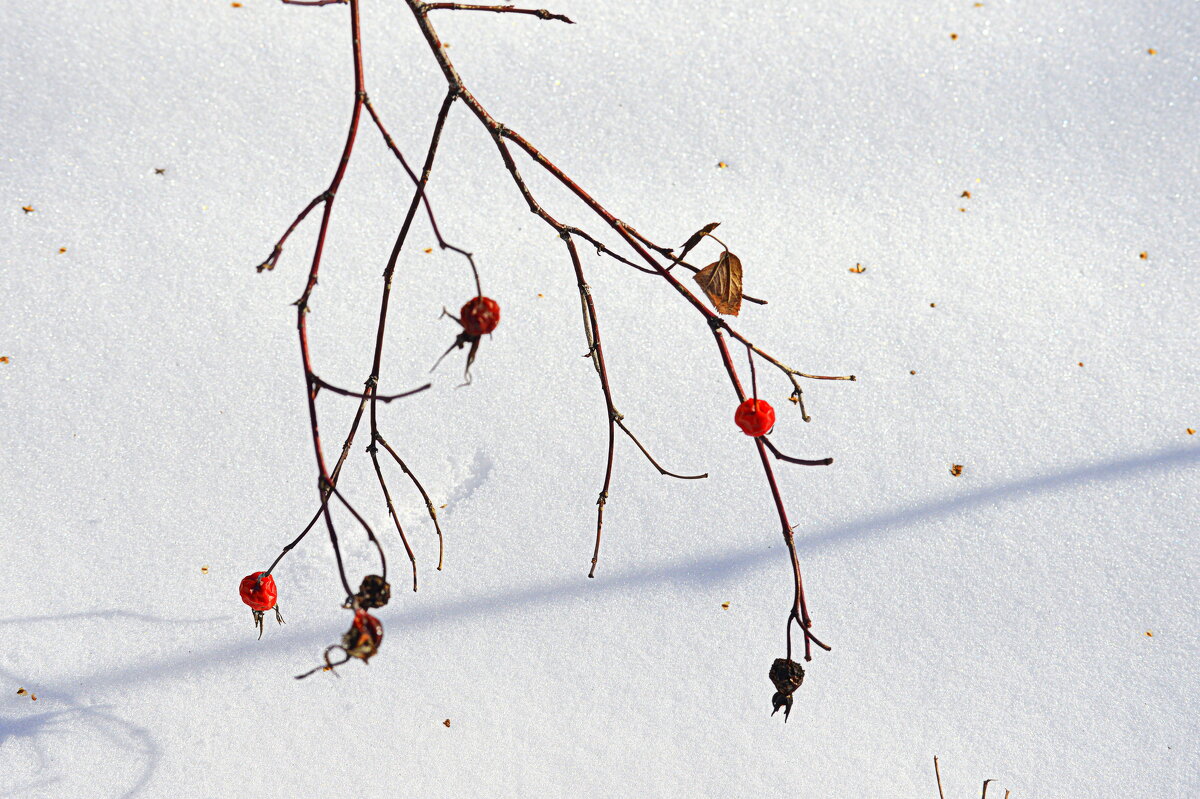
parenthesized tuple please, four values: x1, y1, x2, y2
(349, 574, 391, 610)
(769, 658, 805, 721)
(950, 464, 964, 476)
(296, 609, 385, 680)
(341, 610, 384, 661)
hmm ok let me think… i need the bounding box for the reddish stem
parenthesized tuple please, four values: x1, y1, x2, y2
(423, 3, 574, 24)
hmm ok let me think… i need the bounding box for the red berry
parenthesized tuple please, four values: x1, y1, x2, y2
(459, 296, 500, 336)
(239, 572, 278, 612)
(734, 398, 775, 437)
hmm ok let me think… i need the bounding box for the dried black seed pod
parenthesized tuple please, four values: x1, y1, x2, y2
(352, 574, 391, 609)
(769, 658, 805, 722)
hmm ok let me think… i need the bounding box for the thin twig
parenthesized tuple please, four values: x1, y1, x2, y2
(366, 437, 418, 591)
(423, 3, 574, 24)
(615, 418, 708, 480)
(376, 434, 445, 570)
(564, 234, 707, 576)
(313, 376, 431, 403)
(760, 435, 833, 467)
(363, 94, 482, 295)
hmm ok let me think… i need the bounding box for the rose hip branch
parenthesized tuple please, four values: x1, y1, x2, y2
(249, 0, 854, 717)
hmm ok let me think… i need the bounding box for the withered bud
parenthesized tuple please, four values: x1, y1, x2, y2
(769, 658, 805, 722)
(342, 610, 384, 663)
(352, 574, 391, 609)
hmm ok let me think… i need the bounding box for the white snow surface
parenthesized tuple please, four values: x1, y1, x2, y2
(2, 0, 1198, 796)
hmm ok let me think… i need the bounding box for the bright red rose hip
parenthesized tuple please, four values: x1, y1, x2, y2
(459, 296, 500, 336)
(735, 398, 775, 437)
(240, 571, 284, 638)
(240, 572, 277, 611)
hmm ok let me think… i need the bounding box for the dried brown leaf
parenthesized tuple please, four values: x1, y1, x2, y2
(693, 251, 743, 316)
(679, 222, 720, 261)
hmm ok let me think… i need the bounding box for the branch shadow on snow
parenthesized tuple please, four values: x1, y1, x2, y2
(1, 444, 1195, 796)
(0, 665, 160, 799)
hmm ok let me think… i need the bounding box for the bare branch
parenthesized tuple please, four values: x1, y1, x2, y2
(422, 3, 573, 24)
(312, 376, 432, 403)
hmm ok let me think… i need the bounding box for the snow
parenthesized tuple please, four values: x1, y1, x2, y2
(2, 0, 1198, 796)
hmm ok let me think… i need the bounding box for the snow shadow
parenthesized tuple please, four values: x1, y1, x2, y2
(0, 665, 159, 799)
(0, 443, 1194, 796)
